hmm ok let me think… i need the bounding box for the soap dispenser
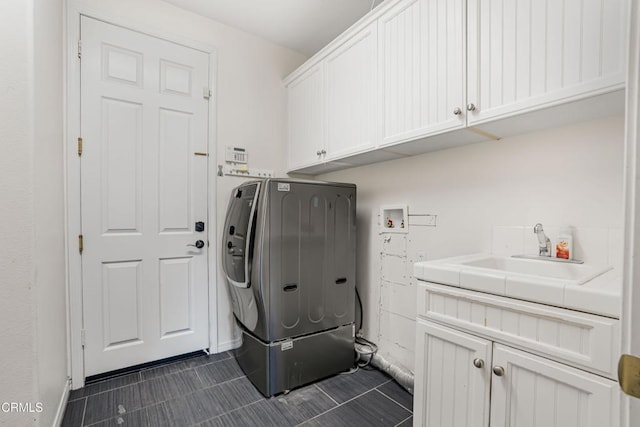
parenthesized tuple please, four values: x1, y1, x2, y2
(556, 228, 573, 260)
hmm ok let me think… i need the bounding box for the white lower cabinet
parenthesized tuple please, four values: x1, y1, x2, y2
(414, 319, 620, 427)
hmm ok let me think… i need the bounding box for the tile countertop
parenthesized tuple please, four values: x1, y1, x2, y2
(414, 253, 622, 319)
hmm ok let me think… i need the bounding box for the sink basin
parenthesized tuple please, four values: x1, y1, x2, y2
(414, 253, 621, 318)
(460, 255, 611, 285)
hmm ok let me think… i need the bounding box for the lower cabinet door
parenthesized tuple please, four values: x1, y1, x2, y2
(490, 343, 620, 427)
(414, 320, 491, 427)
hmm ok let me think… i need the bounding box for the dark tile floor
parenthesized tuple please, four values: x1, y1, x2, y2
(62, 352, 413, 426)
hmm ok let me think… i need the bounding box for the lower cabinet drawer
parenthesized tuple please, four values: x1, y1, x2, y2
(417, 281, 620, 379)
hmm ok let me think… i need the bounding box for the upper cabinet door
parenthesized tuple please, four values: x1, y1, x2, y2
(466, 0, 627, 125)
(378, 0, 466, 146)
(287, 63, 325, 170)
(325, 22, 378, 160)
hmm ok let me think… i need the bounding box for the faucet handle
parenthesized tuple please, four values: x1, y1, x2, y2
(534, 223, 544, 233)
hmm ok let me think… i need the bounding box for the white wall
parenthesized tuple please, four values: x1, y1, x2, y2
(33, 0, 68, 425)
(71, 0, 307, 350)
(0, 1, 38, 425)
(319, 116, 625, 371)
(0, 0, 68, 425)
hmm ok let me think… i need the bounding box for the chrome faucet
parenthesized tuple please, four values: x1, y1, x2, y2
(534, 223, 552, 257)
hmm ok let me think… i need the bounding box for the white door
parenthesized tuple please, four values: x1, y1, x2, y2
(490, 343, 620, 427)
(80, 17, 211, 376)
(413, 320, 491, 427)
(325, 22, 377, 159)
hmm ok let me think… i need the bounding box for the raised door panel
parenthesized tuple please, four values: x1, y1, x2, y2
(467, 0, 626, 125)
(287, 64, 324, 170)
(490, 344, 620, 427)
(325, 22, 378, 159)
(379, 0, 466, 146)
(414, 320, 491, 427)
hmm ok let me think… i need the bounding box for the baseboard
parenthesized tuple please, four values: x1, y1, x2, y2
(53, 378, 71, 427)
(217, 337, 242, 353)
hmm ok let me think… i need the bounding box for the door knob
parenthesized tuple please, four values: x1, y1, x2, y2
(492, 365, 505, 376)
(473, 358, 484, 368)
(187, 240, 205, 249)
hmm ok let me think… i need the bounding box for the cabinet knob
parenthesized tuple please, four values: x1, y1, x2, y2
(492, 366, 505, 376)
(316, 150, 322, 156)
(321, 149, 326, 155)
(466, 103, 476, 112)
(473, 358, 484, 368)
(453, 107, 463, 116)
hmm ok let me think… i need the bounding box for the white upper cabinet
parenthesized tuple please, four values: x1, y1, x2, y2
(325, 22, 378, 160)
(287, 63, 324, 170)
(284, 0, 627, 174)
(379, 0, 466, 146)
(466, 0, 627, 124)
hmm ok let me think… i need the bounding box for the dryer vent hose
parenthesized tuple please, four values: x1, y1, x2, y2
(355, 338, 414, 395)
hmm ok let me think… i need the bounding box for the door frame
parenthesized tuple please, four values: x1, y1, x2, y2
(64, 2, 219, 389)
(622, 0, 640, 425)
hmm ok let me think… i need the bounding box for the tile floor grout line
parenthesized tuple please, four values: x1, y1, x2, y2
(81, 353, 231, 397)
(296, 387, 383, 426)
(295, 377, 403, 426)
(313, 383, 340, 406)
(80, 397, 87, 427)
(141, 374, 245, 409)
(81, 363, 235, 406)
(191, 397, 266, 427)
(193, 366, 205, 388)
(374, 386, 413, 413)
(394, 414, 413, 427)
(83, 369, 190, 406)
(84, 373, 248, 425)
(70, 378, 143, 401)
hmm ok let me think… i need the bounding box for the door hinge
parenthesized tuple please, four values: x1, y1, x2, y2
(77, 40, 82, 59)
(203, 87, 212, 100)
(77, 137, 83, 156)
(78, 234, 84, 254)
(80, 329, 86, 347)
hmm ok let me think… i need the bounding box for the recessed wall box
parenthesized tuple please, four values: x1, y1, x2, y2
(380, 205, 408, 233)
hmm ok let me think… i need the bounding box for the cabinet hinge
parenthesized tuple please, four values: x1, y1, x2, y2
(203, 87, 212, 100)
(77, 40, 82, 59)
(77, 137, 83, 156)
(78, 234, 84, 254)
(80, 329, 86, 347)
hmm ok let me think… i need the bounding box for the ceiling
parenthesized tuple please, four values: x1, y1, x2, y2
(161, 0, 383, 56)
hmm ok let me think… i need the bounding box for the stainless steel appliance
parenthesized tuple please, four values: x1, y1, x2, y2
(222, 178, 356, 397)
